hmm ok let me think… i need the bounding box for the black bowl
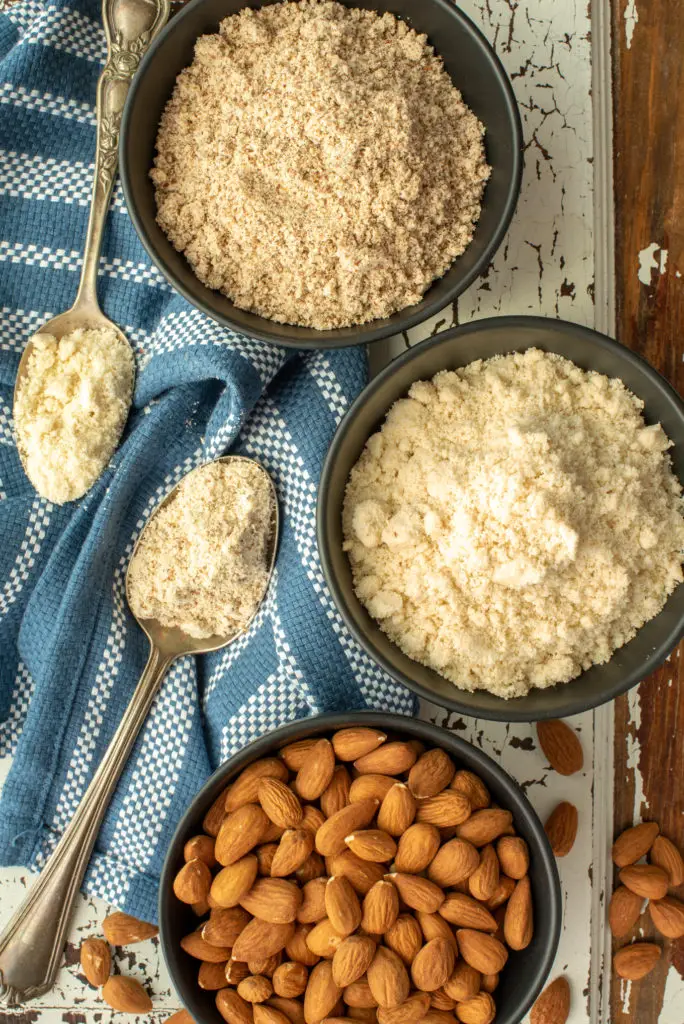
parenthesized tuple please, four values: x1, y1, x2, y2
(160, 712, 561, 1024)
(317, 316, 684, 720)
(120, 0, 522, 350)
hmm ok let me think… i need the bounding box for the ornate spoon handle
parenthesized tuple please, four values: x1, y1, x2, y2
(0, 645, 173, 1005)
(76, 0, 170, 310)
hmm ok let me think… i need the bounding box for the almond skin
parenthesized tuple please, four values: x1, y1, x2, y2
(167, 1011, 197, 1024)
(417, 912, 458, 952)
(280, 739, 320, 772)
(332, 935, 377, 987)
(618, 864, 669, 900)
(328, 850, 385, 894)
(443, 962, 481, 1002)
(388, 874, 445, 915)
(269, 997, 307, 1024)
(350, 775, 397, 804)
(343, 977, 379, 1008)
(211, 855, 259, 907)
(439, 893, 497, 933)
(503, 877, 533, 950)
(410, 937, 455, 992)
(648, 896, 684, 939)
(301, 807, 327, 835)
(333, 728, 387, 762)
(530, 976, 570, 1024)
(216, 804, 269, 866)
(485, 875, 516, 911)
(377, 991, 431, 1024)
(225, 960, 251, 985)
(362, 880, 401, 934)
(182, 930, 233, 962)
(273, 962, 309, 998)
(321, 767, 352, 818)
(298, 878, 329, 925)
(612, 822, 660, 867)
(428, 838, 480, 888)
(305, 918, 347, 959)
(613, 942, 661, 980)
(649, 834, 684, 886)
(366, 946, 411, 1009)
(232, 920, 296, 962)
(272, 829, 315, 878)
(416, 792, 471, 828)
(174, 858, 213, 904)
(204, 788, 230, 837)
(296, 853, 327, 884)
(296, 740, 336, 801)
(227, 759, 290, 812)
(184, 834, 217, 867)
(608, 886, 644, 939)
(240, 878, 302, 924)
(203, 907, 252, 947)
(354, 743, 418, 777)
(102, 912, 159, 946)
(200, 961, 234, 990)
(326, 876, 363, 935)
(102, 975, 152, 1013)
(346, 830, 397, 863)
(217, 988, 255, 1024)
(385, 914, 424, 967)
(455, 991, 495, 1024)
(80, 937, 111, 987)
(255, 1005, 292, 1024)
(303, 960, 342, 1024)
(430, 989, 456, 1011)
(450, 771, 490, 811)
(544, 803, 578, 858)
(456, 810, 513, 848)
(286, 924, 322, 967)
(495, 836, 530, 879)
(467, 845, 499, 902)
(408, 750, 455, 799)
(377, 784, 417, 837)
(316, 800, 379, 857)
(259, 779, 304, 829)
(536, 720, 583, 776)
(456, 930, 508, 975)
(395, 823, 441, 874)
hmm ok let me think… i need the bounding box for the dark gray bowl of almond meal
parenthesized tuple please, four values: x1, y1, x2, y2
(120, 0, 522, 349)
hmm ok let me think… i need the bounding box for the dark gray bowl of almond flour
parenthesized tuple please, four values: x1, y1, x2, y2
(120, 0, 522, 350)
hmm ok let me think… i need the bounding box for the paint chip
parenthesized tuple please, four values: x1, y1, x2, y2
(624, 0, 639, 49)
(637, 243, 668, 286)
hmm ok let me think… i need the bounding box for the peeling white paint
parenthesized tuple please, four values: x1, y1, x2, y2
(662, 965, 684, 1017)
(624, 0, 639, 49)
(637, 242, 668, 285)
(619, 976, 634, 1015)
(626, 685, 649, 817)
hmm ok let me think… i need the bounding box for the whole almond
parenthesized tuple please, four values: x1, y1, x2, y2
(259, 779, 304, 829)
(239, 976, 274, 1003)
(648, 896, 684, 939)
(80, 937, 111, 987)
(248, 954, 282, 977)
(200, 961, 234, 990)
(272, 829, 315, 878)
(439, 893, 497, 933)
(530, 976, 570, 1024)
(395, 824, 441, 874)
(296, 739, 336, 801)
(182, 930, 233, 962)
(333, 728, 388, 762)
(377, 991, 431, 1024)
(301, 806, 327, 835)
(262, 821, 287, 844)
(298, 878, 329, 924)
(385, 914, 424, 966)
(304, 960, 342, 1024)
(544, 803, 578, 858)
(328, 850, 385, 894)
(280, 739, 319, 772)
(618, 864, 669, 900)
(102, 976, 152, 1013)
(269, 998, 306, 1024)
(350, 775, 397, 804)
(273, 962, 309, 998)
(455, 991, 495, 1024)
(102, 912, 159, 946)
(421, 1012, 457, 1024)
(296, 852, 327, 884)
(321, 767, 352, 818)
(430, 989, 456, 1011)
(411, 938, 455, 992)
(286, 924, 322, 967)
(204, 788, 230, 837)
(326, 876, 363, 935)
(305, 918, 347, 959)
(450, 771, 490, 811)
(332, 935, 377, 987)
(346, 830, 397, 863)
(174, 858, 213, 904)
(485, 875, 516, 911)
(443, 962, 481, 1002)
(456, 930, 508, 975)
(416, 912, 458, 952)
(184, 834, 217, 867)
(467, 846, 499, 902)
(345, 1011, 376, 1024)
(316, 800, 379, 857)
(649, 834, 684, 886)
(192, 899, 211, 917)
(377, 784, 417, 837)
(416, 792, 471, 828)
(408, 750, 455, 800)
(388, 874, 445, 915)
(503, 877, 533, 950)
(225, 960, 251, 985)
(495, 836, 529, 879)
(167, 1011, 197, 1024)
(241, 878, 302, 924)
(367, 946, 411, 1009)
(613, 942, 661, 980)
(354, 743, 418, 777)
(362, 880, 401, 934)
(211, 855, 259, 907)
(258, 844, 279, 876)
(612, 822, 660, 867)
(428, 838, 480, 888)
(216, 804, 269, 866)
(203, 907, 252, 947)
(227, 759, 290, 812)
(232, 919, 295, 962)
(456, 810, 513, 848)
(536, 720, 583, 776)
(608, 886, 644, 939)
(217, 988, 254, 1024)
(343, 977, 379, 1008)
(255, 1005, 292, 1024)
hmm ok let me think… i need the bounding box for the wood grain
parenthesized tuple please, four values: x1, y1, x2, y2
(612, 0, 684, 1020)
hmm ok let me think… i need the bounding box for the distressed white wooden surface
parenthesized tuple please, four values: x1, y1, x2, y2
(0, 0, 637, 1022)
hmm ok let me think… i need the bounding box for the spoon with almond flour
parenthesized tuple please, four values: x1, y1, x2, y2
(0, 456, 279, 1006)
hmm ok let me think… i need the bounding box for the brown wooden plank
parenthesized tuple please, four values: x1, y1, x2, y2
(612, 0, 684, 1020)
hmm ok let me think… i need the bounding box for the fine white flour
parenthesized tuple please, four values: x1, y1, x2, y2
(343, 349, 684, 697)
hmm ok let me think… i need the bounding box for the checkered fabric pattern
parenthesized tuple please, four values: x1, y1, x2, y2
(0, 0, 415, 922)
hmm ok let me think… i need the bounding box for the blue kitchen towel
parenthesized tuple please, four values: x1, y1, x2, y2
(0, 0, 415, 922)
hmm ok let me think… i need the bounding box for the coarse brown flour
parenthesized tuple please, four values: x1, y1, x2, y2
(343, 350, 684, 697)
(151, 0, 489, 329)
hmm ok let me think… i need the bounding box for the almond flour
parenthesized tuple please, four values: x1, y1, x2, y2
(127, 460, 273, 639)
(343, 349, 684, 697)
(151, 0, 489, 330)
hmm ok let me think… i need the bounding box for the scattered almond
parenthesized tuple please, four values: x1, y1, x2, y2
(544, 803, 578, 858)
(102, 912, 158, 946)
(612, 822, 660, 867)
(618, 864, 669, 900)
(613, 942, 661, 980)
(530, 976, 570, 1024)
(102, 975, 152, 1013)
(536, 720, 583, 776)
(305, 918, 347, 959)
(648, 896, 684, 939)
(80, 937, 111, 987)
(649, 834, 684, 886)
(608, 886, 644, 939)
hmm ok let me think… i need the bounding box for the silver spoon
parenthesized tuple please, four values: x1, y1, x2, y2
(13, 0, 170, 498)
(0, 456, 279, 1005)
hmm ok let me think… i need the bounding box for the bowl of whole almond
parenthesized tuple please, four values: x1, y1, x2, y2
(160, 713, 561, 1024)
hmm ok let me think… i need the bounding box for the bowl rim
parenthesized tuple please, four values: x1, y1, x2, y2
(119, 0, 523, 350)
(159, 710, 562, 1024)
(317, 314, 684, 720)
